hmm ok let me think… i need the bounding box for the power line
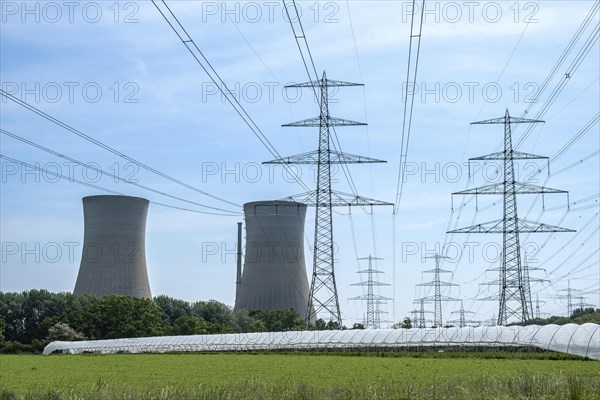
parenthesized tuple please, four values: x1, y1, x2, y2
(550, 113, 599, 165)
(0, 89, 241, 209)
(150, 0, 310, 193)
(393, 0, 426, 214)
(518, 1, 599, 121)
(0, 154, 230, 215)
(515, 22, 600, 149)
(1, 129, 241, 216)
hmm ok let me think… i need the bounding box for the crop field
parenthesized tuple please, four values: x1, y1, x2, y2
(1, 353, 599, 399)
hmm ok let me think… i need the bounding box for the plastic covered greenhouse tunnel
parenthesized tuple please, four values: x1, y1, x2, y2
(44, 323, 599, 360)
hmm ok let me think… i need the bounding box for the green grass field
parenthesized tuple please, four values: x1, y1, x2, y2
(1, 353, 599, 399)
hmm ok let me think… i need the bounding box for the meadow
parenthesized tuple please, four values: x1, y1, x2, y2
(1, 353, 599, 399)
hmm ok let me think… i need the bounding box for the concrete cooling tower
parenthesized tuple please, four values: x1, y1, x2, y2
(235, 201, 312, 321)
(73, 195, 152, 298)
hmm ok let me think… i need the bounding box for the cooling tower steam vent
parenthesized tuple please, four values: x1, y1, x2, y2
(73, 195, 152, 298)
(235, 201, 312, 321)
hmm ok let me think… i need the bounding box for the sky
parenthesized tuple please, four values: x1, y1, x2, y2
(1, 0, 599, 326)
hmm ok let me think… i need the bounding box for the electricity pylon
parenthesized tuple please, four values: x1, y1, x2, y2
(349, 255, 391, 329)
(264, 72, 392, 325)
(535, 294, 547, 319)
(558, 280, 575, 317)
(558, 281, 594, 317)
(448, 300, 479, 327)
(411, 298, 433, 328)
(573, 296, 594, 311)
(416, 254, 460, 327)
(522, 251, 548, 319)
(448, 109, 574, 325)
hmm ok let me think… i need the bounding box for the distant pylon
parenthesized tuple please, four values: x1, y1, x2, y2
(448, 109, 574, 325)
(448, 300, 478, 328)
(522, 251, 548, 319)
(349, 255, 391, 329)
(573, 296, 594, 311)
(411, 298, 433, 328)
(416, 254, 460, 326)
(535, 293, 546, 319)
(557, 280, 575, 317)
(558, 280, 595, 316)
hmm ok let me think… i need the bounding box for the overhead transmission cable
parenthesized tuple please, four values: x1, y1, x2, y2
(1, 129, 241, 216)
(515, 21, 600, 149)
(225, 15, 305, 153)
(550, 113, 599, 165)
(282, 0, 320, 99)
(393, 0, 426, 323)
(150, 0, 310, 192)
(519, 1, 599, 120)
(393, 0, 426, 214)
(0, 90, 241, 209)
(0, 155, 226, 215)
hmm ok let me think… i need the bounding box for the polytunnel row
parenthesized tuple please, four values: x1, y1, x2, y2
(43, 323, 600, 360)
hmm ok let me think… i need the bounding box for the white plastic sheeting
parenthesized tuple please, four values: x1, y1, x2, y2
(43, 323, 600, 360)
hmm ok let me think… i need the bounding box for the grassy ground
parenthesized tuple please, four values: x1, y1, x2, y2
(1, 353, 599, 399)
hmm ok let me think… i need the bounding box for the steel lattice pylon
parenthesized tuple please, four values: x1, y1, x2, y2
(448, 109, 575, 325)
(264, 72, 391, 325)
(522, 251, 548, 319)
(557, 280, 594, 317)
(448, 300, 479, 328)
(416, 254, 460, 326)
(349, 255, 391, 329)
(558, 280, 576, 317)
(535, 294, 543, 319)
(411, 298, 433, 328)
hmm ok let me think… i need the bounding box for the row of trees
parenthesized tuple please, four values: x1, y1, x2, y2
(1, 290, 597, 353)
(527, 307, 600, 325)
(0, 290, 344, 353)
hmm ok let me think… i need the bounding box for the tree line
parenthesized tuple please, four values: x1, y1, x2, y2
(0, 290, 345, 353)
(1, 290, 597, 354)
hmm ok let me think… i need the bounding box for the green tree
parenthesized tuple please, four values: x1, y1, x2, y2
(311, 319, 345, 330)
(248, 309, 305, 332)
(0, 317, 5, 347)
(21, 289, 62, 342)
(391, 317, 412, 329)
(171, 316, 210, 335)
(154, 295, 192, 325)
(233, 309, 267, 333)
(572, 308, 600, 324)
(47, 322, 86, 342)
(314, 318, 327, 330)
(66, 296, 168, 340)
(0, 291, 25, 342)
(191, 300, 234, 328)
(352, 323, 365, 329)
(325, 320, 344, 330)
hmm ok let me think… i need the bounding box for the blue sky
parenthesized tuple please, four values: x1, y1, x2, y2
(1, 0, 598, 325)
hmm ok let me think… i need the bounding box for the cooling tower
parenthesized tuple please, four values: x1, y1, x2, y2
(73, 195, 152, 298)
(235, 201, 312, 321)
